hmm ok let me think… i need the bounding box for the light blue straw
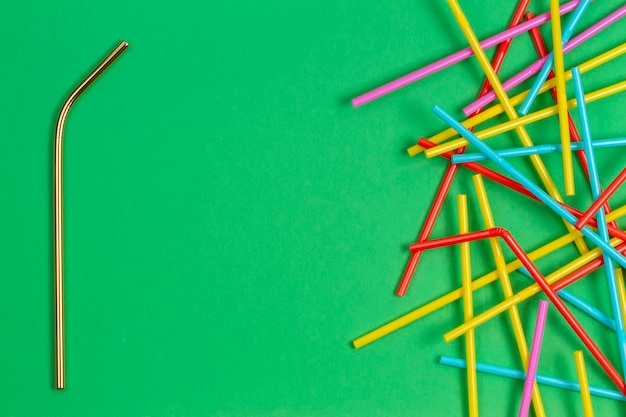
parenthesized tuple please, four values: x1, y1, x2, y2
(451, 137, 626, 164)
(438, 355, 626, 402)
(518, 0, 592, 115)
(432, 104, 626, 270)
(517, 266, 615, 330)
(572, 66, 626, 380)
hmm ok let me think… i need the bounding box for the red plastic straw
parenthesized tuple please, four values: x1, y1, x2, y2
(396, 0, 530, 297)
(575, 168, 626, 229)
(417, 138, 626, 242)
(526, 12, 617, 230)
(397, 159, 460, 296)
(408, 228, 626, 395)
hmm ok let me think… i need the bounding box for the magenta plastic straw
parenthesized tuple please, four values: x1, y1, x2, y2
(463, 4, 626, 116)
(351, 0, 581, 107)
(519, 300, 549, 417)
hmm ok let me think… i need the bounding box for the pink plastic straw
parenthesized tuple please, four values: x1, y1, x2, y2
(519, 300, 549, 417)
(351, 0, 581, 107)
(463, 4, 626, 116)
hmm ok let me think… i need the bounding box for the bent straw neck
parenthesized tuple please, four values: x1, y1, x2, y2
(54, 41, 129, 147)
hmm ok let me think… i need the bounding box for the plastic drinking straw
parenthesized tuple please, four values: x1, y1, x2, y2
(458, 195, 478, 417)
(575, 168, 626, 229)
(549, 0, 576, 195)
(444, 236, 626, 343)
(574, 351, 594, 416)
(520, 0, 591, 115)
(438, 355, 626, 402)
(519, 300, 549, 417)
(517, 267, 616, 330)
(473, 174, 546, 416)
(407, 227, 626, 394)
(350, 0, 582, 107)
(445, 0, 589, 256)
(475, 0, 531, 108)
(397, 158, 457, 296)
(526, 12, 622, 230)
(396, 160, 457, 296)
(527, 10, 591, 181)
(408, 42, 626, 156)
(452, 137, 626, 164)
(396, 0, 530, 297)
(353, 206, 626, 349)
(432, 104, 626, 268)
(425, 79, 626, 158)
(419, 138, 626, 242)
(573, 66, 626, 380)
(473, 174, 529, 344)
(463, 4, 626, 116)
(617, 268, 626, 322)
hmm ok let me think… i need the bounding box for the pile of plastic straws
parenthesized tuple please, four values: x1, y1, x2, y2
(352, 1, 626, 415)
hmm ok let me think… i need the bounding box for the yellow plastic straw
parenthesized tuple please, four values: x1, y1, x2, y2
(574, 350, 594, 416)
(444, 0, 587, 256)
(550, 0, 575, 196)
(444, 234, 624, 342)
(352, 205, 626, 349)
(424, 80, 626, 158)
(616, 268, 626, 321)
(472, 175, 545, 417)
(459, 195, 478, 417)
(407, 43, 626, 156)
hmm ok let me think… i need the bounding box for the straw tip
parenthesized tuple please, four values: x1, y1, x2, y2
(116, 40, 130, 52)
(351, 98, 363, 108)
(407, 146, 420, 157)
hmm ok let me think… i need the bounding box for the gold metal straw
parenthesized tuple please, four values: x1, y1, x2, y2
(54, 40, 128, 390)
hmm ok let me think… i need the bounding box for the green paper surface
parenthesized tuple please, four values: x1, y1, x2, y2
(1, 0, 626, 415)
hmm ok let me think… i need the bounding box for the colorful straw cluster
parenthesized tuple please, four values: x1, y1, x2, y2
(352, 1, 626, 415)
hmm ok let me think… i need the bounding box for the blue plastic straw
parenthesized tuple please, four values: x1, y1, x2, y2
(432, 104, 626, 269)
(517, 266, 615, 330)
(573, 66, 626, 380)
(518, 0, 592, 115)
(438, 355, 626, 402)
(451, 137, 626, 164)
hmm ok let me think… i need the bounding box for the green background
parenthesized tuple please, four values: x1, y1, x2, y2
(1, 0, 626, 415)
